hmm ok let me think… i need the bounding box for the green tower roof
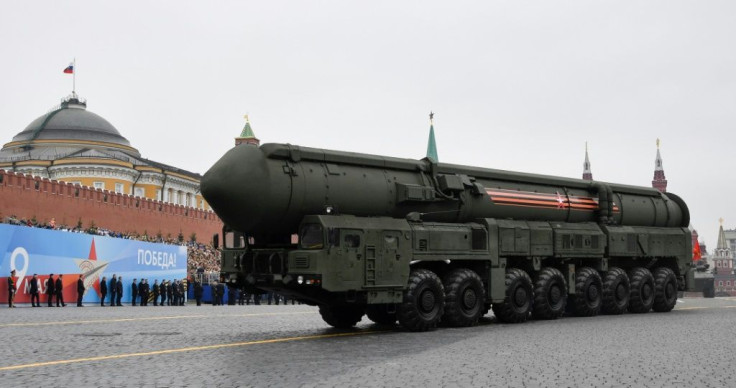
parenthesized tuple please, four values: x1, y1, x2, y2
(239, 115, 256, 138)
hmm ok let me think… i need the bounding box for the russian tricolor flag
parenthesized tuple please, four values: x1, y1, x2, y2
(63, 63, 74, 74)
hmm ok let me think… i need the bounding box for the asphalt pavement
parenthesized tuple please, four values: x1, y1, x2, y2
(1, 297, 734, 387)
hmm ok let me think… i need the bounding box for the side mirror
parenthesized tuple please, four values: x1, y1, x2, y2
(212, 233, 219, 249)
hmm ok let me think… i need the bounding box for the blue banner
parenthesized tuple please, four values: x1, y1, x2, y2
(0, 224, 187, 304)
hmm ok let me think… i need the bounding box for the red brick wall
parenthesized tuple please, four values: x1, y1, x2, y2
(0, 170, 222, 243)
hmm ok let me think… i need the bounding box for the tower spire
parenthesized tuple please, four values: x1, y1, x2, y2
(652, 138, 667, 192)
(582, 141, 593, 180)
(426, 111, 438, 162)
(235, 114, 260, 146)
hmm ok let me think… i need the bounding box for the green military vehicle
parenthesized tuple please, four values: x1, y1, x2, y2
(201, 143, 695, 331)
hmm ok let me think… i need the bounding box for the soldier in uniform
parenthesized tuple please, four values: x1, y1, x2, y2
(152, 279, 160, 306)
(193, 279, 203, 306)
(76, 274, 85, 307)
(46, 274, 55, 307)
(170, 280, 178, 306)
(55, 274, 66, 307)
(116, 276, 123, 306)
(109, 274, 117, 307)
(29, 274, 40, 307)
(100, 276, 107, 306)
(7, 269, 16, 308)
(180, 279, 187, 305)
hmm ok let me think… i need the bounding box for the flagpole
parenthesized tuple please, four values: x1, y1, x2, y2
(73, 58, 76, 95)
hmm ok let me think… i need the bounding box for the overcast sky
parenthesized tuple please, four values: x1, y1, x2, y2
(1, 1, 734, 249)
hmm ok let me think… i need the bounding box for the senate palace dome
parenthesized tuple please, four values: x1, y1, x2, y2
(0, 93, 207, 209)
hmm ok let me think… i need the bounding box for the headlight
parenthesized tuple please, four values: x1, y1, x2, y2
(297, 275, 304, 285)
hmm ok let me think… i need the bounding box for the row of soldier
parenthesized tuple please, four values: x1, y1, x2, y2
(9, 271, 295, 307)
(100, 275, 195, 307)
(208, 281, 297, 306)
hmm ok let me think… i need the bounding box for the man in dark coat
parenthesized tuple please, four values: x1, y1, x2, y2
(217, 282, 225, 306)
(131, 278, 138, 306)
(178, 280, 186, 306)
(29, 274, 40, 307)
(55, 274, 65, 307)
(100, 276, 108, 306)
(166, 280, 173, 306)
(109, 275, 117, 307)
(210, 281, 218, 306)
(140, 279, 149, 306)
(76, 274, 85, 307)
(8, 269, 17, 308)
(159, 279, 167, 306)
(152, 280, 160, 306)
(193, 279, 203, 306)
(46, 274, 55, 307)
(172, 280, 180, 306)
(116, 276, 123, 306)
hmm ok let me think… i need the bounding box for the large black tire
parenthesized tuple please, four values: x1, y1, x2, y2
(397, 269, 445, 332)
(628, 267, 655, 314)
(319, 305, 365, 328)
(652, 267, 678, 312)
(442, 268, 486, 327)
(492, 268, 533, 323)
(366, 304, 397, 325)
(532, 267, 567, 320)
(601, 267, 629, 315)
(572, 267, 602, 317)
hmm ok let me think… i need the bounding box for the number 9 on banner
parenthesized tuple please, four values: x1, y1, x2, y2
(10, 247, 29, 289)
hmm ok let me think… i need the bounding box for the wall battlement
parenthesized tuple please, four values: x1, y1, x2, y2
(0, 169, 221, 242)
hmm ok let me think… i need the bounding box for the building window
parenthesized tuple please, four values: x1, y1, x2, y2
(156, 189, 161, 201)
(719, 281, 724, 287)
(93, 182, 104, 190)
(717, 261, 722, 268)
(134, 187, 144, 198)
(115, 183, 124, 193)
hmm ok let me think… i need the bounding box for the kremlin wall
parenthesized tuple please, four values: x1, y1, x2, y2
(0, 169, 220, 241)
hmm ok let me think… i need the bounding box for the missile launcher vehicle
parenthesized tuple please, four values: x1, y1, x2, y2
(201, 143, 696, 331)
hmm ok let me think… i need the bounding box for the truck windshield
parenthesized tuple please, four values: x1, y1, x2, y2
(224, 230, 246, 249)
(300, 224, 324, 249)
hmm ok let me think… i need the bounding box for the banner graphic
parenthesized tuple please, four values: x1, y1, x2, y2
(0, 224, 187, 304)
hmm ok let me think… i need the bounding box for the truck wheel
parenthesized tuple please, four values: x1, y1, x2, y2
(397, 269, 444, 332)
(628, 267, 655, 313)
(366, 304, 397, 325)
(602, 267, 629, 315)
(442, 268, 485, 327)
(319, 305, 365, 328)
(492, 268, 532, 323)
(652, 267, 678, 312)
(532, 267, 567, 320)
(572, 267, 602, 317)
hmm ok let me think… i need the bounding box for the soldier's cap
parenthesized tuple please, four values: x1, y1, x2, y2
(10, 269, 16, 273)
